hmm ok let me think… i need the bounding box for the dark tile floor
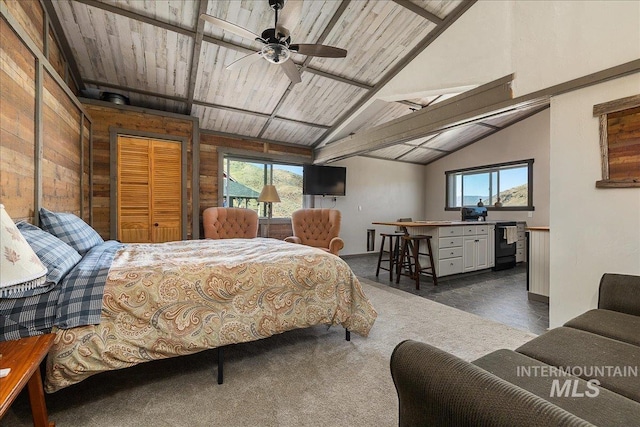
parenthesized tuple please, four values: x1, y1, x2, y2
(344, 253, 549, 335)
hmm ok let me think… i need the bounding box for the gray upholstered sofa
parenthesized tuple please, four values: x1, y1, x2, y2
(390, 273, 640, 426)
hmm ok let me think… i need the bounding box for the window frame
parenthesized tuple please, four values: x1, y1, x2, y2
(444, 159, 535, 211)
(217, 148, 309, 219)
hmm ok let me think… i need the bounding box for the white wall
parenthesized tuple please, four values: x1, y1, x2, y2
(549, 74, 640, 328)
(423, 109, 550, 226)
(380, 1, 640, 100)
(312, 156, 425, 256)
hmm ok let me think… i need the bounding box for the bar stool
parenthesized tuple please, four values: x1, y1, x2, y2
(376, 232, 404, 281)
(396, 234, 438, 289)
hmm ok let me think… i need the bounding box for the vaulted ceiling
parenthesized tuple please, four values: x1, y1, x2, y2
(49, 0, 548, 164)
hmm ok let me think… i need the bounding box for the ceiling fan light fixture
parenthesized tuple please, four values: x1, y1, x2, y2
(261, 43, 291, 64)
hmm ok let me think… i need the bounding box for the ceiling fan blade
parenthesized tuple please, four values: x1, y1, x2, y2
(227, 52, 263, 71)
(276, 0, 303, 38)
(200, 14, 260, 41)
(289, 44, 347, 58)
(280, 58, 302, 84)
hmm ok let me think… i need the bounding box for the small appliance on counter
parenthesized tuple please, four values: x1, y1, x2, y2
(461, 206, 487, 222)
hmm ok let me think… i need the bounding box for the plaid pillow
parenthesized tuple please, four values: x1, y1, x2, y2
(16, 222, 81, 292)
(38, 208, 104, 255)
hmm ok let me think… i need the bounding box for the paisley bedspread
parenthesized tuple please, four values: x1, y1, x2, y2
(45, 238, 377, 392)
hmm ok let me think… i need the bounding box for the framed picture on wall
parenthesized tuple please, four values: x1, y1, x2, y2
(593, 94, 640, 188)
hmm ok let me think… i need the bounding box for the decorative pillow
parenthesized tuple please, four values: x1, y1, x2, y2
(16, 221, 81, 287)
(39, 208, 104, 255)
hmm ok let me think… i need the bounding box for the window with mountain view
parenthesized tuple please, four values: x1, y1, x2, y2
(223, 157, 303, 218)
(445, 159, 534, 210)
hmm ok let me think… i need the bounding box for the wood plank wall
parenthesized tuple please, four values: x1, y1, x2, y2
(199, 133, 312, 239)
(42, 70, 82, 214)
(83, 103, 195, 239)
(1, 14, 36, 220)
(1, 0, 87, 223)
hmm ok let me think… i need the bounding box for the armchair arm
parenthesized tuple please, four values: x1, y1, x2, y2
(284, 236, 301, 244)
(598, 273, 640, 316)
(390, 340, 592, 427)
(328, 237, 344, 255)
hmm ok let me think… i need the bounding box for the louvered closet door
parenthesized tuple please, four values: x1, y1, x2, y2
(150, 140, 181, 242)
(117, 136, 182, 243)
(118, 136, 151, 243)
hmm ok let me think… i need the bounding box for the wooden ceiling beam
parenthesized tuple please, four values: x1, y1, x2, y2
(312, 0, 477, 148)
(392, 0, 444, 25)
(314, 74, 544, 164)
(84, 79, 330, 130)
(256, 0, 353, 139)
(42, 0, 85, 91)
(70, 0, 372, 93)
(186, 0, 210, 114)
(71, 0, 195, 36)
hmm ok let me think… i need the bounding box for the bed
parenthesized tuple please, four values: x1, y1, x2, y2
(0, 210, 377, 393)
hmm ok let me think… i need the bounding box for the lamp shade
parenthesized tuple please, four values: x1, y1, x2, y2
(258, 185, 281, 203)
(0, 204, 47, 297)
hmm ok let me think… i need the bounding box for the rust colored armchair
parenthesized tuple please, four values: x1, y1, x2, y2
(203, 207, 258, 239)
(284, 209, 344, 255)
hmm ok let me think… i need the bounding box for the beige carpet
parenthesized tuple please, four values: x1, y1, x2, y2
(2, 279, 537, 427)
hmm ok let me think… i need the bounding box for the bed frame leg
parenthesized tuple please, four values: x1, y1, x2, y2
(345, 329, 351, 341)
(217, 347, 224, 384)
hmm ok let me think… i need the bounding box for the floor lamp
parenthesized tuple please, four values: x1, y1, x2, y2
(258, 185, 280, 238)
(0, 204, 48, 377)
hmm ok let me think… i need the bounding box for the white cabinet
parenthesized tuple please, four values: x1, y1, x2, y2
(528, 228, 550, 299)
(488, 225, 495, 268)
(462, 225, 489, 272)
(516, 222, 526, 263)
(437, 226, 463, 276)
(408, 224, 492, 278)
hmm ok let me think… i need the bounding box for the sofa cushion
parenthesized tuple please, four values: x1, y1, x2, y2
(598, 273, 640, 316)
(516, 327, 640, 402)
(473, 349, 640, 426)
(564, 309, 640, 347)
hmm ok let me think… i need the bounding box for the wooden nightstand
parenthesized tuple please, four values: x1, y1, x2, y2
(0, 334, 55, 427)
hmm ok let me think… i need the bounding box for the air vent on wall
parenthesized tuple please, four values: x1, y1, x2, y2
(100, 92, 130, 105)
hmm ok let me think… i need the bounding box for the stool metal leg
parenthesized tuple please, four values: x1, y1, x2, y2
(375, 234, 387, 277)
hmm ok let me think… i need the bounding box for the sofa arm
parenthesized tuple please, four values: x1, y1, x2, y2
(598, 273, 640, 316)
(390, 340, 593, 427)
(329, 237, 344, 255)
(284, 236, 301, 244)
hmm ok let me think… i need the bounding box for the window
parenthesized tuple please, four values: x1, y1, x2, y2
(223, 157, 304, 218)
(445, 159, 534, 210)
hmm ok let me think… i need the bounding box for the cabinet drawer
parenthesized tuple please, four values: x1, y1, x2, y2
(463, 225, 489, 235)
(440, 226, 463, 237)
(439, 246, 463, 260)
(463, 225, 477, 235)
(517, 231, 525, 241)
(516, 249, 525, 262)
(476, 225, 489, 235)
(439, 236, 463, 249)
(439, 257, 463, 276)
(517, 240, 525, 249)
(517, 223, 526, 231)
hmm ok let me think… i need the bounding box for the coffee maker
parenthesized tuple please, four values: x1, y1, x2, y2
(461, 207, 488, 221)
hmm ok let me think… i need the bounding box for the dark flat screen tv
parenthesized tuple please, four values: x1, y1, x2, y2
(303, 165, 346, 196)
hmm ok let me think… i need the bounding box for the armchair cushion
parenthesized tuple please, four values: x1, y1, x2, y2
(286, 209, 343, 255)
(203, 207, 258, 239)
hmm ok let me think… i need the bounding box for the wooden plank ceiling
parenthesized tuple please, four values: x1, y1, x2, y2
(51, 0, 546, 164)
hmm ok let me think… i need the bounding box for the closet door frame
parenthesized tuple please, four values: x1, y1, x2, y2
(109, 128, 188, 241)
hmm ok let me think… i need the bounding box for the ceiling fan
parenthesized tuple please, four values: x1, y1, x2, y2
(200, 0, 347, 84)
